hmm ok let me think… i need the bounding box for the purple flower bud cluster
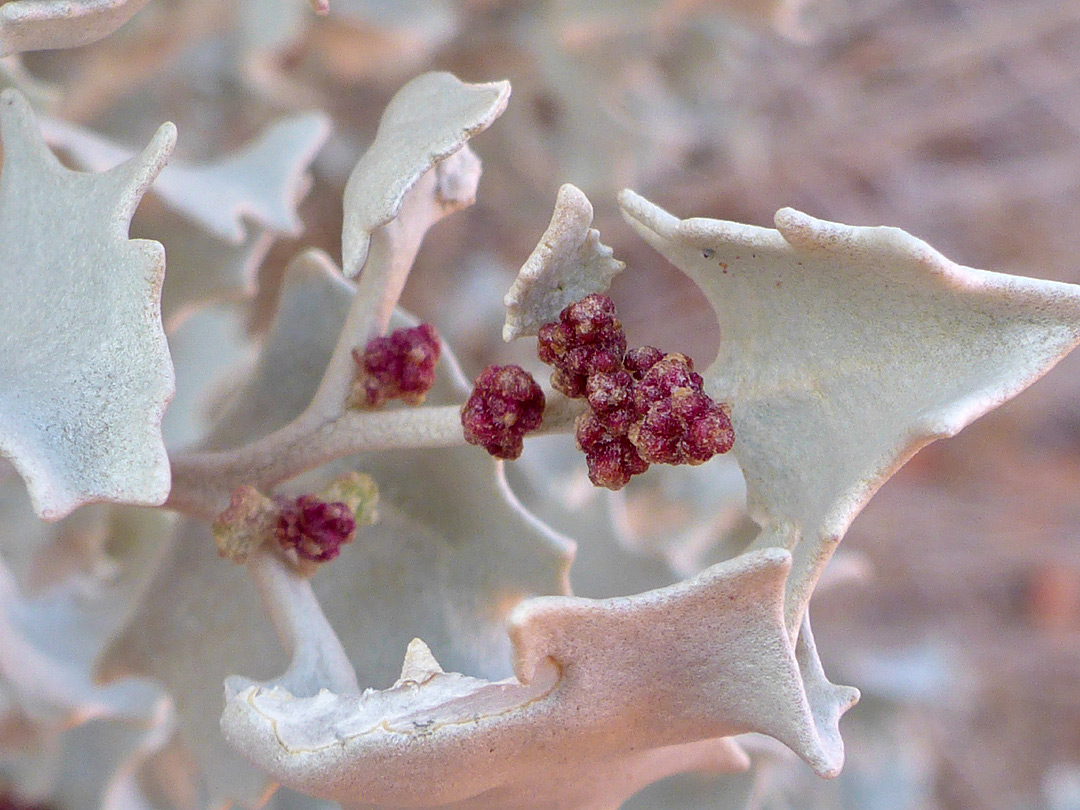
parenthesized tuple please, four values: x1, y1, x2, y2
(352, 323, 441, 408)
(538, 294, 734, 490)
(276, 495, 357, 562)
(461, 365, 546, 459)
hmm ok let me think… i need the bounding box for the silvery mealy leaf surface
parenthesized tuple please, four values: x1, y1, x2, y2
(162, 304, 253, 452)
(0, 89, 175, 521)
(102, 253, 573, 807)
(502, 183, 624, 341)
(0, 0, 151, 56)
(342, 71, 509, 277)
(619, 190, 1080, 636)
(221, 548, 856, 810)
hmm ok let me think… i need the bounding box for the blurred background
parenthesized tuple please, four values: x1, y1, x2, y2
(8, 0, 1080, 807)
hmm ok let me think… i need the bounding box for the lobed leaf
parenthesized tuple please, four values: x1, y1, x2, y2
(43, 112, 331, 243)
(342, 71, 509, 277)
(0, 89, 175, 521)
(502, 183, 624, 341)
(620, 190, 1080, 637)
(221, 548, 856, 809)
(104, 254, 573, 807)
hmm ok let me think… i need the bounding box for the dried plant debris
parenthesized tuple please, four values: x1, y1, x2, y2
(0, 0, 151, 57)
(620, 190, 1080, 637)
(0, 89, 175, 521)
(503, 183, 624, 341)
(342, 71, 509, 277)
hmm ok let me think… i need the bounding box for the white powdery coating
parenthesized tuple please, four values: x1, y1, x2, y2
(0, 89, 175, 521)
(0, 0, 151, 56)
(503, 183, 624, 342)
(619, 189, 1080, 637)
(221, 548, 857, 810)
(342, 71, 510, 278)
(105, 254, 574, 808)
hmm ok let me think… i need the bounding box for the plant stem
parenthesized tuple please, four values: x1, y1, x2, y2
(167, 391, 584, 521)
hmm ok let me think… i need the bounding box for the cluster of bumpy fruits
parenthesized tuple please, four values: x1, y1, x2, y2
(459, 293, 733, 490)
(213, 295, 737, 567)
(349, 322, 442, 408)
(537, 294, 733, 489)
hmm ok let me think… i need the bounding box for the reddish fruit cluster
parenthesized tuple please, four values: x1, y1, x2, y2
(352, 323, 441, 408)
(538, 294, 734, 490)
(628, 353, 734, 465)
(575, 411, 649, 489)
(275, 495, 357, 562)
(461, 365, 545, 459)
(537, 293, 627, 398)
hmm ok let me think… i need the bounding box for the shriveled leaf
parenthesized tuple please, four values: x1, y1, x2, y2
(42, 112, 330, 243)
(0, 89, 175, 521)
(221, 548, 857, 809)
(619, 190, 1080, 635)
(342, 71, 509, 277)
(0, 0, 151, 57)
(103, 253, 573, 807)
(503, 183, 624, 341)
